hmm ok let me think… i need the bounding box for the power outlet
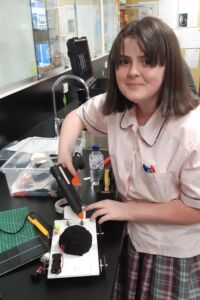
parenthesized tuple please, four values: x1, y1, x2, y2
(63, 83, 68, 94)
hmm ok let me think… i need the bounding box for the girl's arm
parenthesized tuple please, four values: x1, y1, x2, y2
(84, 198, 200, 225)
(58, 110, 85, 176)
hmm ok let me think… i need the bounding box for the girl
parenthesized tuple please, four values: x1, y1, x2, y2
(58, 17, 200, 299)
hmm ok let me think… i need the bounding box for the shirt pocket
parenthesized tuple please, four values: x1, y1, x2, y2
(135, 171, 178, 202)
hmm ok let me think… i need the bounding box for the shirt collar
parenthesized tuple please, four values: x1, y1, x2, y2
(120, 106, 136, 128)
(120, 106, 167, 147)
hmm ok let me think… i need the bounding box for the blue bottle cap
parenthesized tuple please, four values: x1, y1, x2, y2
(92, 145, 100, 151)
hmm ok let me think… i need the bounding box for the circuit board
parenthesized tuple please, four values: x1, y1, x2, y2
(48, 206, 100, 279)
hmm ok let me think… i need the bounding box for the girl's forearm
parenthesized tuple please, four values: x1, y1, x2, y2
(58, 110, 85, 174)
(59, 110, 85, 156)
(126, 199, 200, 225)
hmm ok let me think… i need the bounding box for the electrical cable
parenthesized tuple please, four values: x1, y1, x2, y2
(0, 213, 29, 234)
(0, 212, 53, 234)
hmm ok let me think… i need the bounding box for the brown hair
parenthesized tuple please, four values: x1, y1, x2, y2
(103, 16, 199, 116)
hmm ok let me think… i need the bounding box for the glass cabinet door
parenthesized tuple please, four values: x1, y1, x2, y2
(75, 0, 102, 59)
(0, 0, 120, 94)
(0, 0, 36, 89)
(103, 0, 119, 54)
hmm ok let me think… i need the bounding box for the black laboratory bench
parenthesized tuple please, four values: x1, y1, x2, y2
(0, 106, 124, 300)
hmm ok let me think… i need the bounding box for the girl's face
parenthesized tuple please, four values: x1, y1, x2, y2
(115, 38, 165, 112)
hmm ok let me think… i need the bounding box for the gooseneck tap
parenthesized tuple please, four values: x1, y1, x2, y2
(52, 74, 90, 136)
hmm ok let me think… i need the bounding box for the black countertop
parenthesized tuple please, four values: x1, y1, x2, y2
(0, 104, 124, 300)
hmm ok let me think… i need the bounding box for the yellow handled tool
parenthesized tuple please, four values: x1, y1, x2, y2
(104, 169, 110, 192)
(27, 215, 49, 237)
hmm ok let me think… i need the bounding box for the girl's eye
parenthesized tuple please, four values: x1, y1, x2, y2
(119, 58, 129, 65)
(141, 57, 151, 66)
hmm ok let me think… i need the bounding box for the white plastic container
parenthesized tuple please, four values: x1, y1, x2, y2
(0, 136, 84, 196)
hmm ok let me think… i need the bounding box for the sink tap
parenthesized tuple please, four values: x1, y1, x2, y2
(52, 74, 90, 136)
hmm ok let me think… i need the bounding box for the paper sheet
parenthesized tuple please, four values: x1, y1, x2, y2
(179, 0, 199, 27)
(175, 28, 200, 49)
(185, 49, 199, 69)
(158, 0, 178, 29)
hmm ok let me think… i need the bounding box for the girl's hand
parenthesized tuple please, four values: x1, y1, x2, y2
(83, 200, 131, 224)
(58, 151, 77, 177)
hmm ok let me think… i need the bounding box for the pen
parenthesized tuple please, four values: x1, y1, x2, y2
(143, 164, 151, 173)
(104, 156, 111, 166)
(12, 189, 53, 197)
(150, 165, 156, 173)
(143, 164, 156, 173)
(27, 215, 49, 237)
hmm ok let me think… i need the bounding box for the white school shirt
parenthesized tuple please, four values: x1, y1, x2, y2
(76, 93, 200, 258)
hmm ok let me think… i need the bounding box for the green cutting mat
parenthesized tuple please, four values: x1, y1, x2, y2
(0, 207, 36, 253)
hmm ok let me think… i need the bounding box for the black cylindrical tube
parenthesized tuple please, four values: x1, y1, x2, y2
(50, 164, 82, 215)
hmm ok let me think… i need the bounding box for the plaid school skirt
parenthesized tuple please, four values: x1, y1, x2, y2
(111, 235, 200, 300)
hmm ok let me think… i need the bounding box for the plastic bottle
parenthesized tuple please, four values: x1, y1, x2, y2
(89, 145, 104, 185)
